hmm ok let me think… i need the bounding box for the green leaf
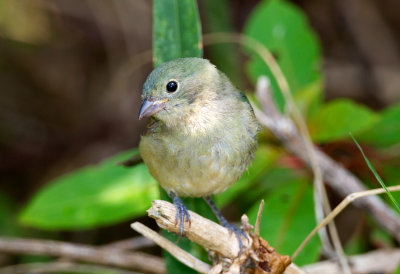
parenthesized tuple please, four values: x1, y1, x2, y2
(382, 166, 400, 207)
(153, 0, 202, 67)
(395, 260, 400, 274)
(244, 0, 322, 110)
(247, 179, 321, 265)
(357, 104, 400, 147)
(0, 192, 23, 236)
(19, 149, 158, 229)
(370, 226, 394, 248)
(200, 0, 242, 87)
(351, 134, 400, 213)
(308, 99, 377, 143)
(344, 233, 367, 255)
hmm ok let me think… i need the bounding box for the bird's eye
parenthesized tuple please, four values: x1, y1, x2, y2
(166, 81, 178, 92)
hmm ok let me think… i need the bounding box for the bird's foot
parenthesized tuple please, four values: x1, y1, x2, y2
(204, 196, 248, 252)
(221, 221, 248, 252)
(172, 196, 191, 241)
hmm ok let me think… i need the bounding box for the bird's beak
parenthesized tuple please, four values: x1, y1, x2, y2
(138, 97, 168, 120)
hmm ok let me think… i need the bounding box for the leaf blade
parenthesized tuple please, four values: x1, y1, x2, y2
(350, 134, 400, 213)
(19, 150, 159, 230)
(244, 0, 322, 111)
(153, 0, 202, 67)
(308, 99, 377, 143)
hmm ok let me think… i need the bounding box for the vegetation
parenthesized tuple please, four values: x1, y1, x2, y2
(1, 0, 399, 273)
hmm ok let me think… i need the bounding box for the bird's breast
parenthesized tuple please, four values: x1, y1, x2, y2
(139, 127, 255, 197)
(139, 97, 259, 197)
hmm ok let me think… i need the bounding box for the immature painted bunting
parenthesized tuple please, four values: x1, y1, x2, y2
(139, 57, 259, 248)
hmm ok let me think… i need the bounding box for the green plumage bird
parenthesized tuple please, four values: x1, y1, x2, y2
(139, 57, 259, 247)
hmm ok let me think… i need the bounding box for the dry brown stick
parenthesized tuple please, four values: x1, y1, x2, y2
(0, 261, 135, 274)
(101, 236, 154, 250)
(254, 76, 400, 242)
(146, 200, 247, 258)
(0, 237, 164, 274)
(142, 200, 301, 274)
(131, 222, 211, 273)
(55, 237, 154, 266)
(292, 185, 400, 259)
(302, 248, 400, 274)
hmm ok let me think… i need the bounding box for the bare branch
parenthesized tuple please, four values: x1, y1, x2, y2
(141, 200, 296, 274)
(101, 236, 154, 251)
(131, 222, 211, 273)
(302, 248, 400, 274)
(0, 237, 164, 274)
(0, 262, 135, 274)
(293, 185, 400, 259)
(146, 200, 247, 258)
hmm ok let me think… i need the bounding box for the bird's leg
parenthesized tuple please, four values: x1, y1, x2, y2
(169, 191, 191, 239)
(204, 196, 247, 251)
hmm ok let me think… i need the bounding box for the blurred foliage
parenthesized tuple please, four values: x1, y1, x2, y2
(352, 134, 400, 212)
(0, 0, 399, 272)
(247, 178, 321, 265)
(201, 0, 242, 86)
(244, 0, 322, 112)
(0, 0, 50, 44)
(19, 149, 159, 229)
(308, 99, 378, 143)
(0, 193, 21, 236)
(358, 104, 400, 147)
(396, 261, 400, 274)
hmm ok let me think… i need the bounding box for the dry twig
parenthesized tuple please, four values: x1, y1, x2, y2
(0, 262, 135, 274)
(293, 185, 400, 259)
(0, 237, 164, 274)
(135, 200, 295, 274)
(131, 222, 211, 273)
(302, 248, 400, 274)
(101, 236, 154, 250)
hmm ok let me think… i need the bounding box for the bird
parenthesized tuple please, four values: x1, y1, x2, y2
(138, 57, 259, 249)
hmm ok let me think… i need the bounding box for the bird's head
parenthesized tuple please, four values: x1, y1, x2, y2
(139, 58, 219, 124)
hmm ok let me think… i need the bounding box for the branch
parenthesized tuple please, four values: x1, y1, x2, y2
(254, 76, 400, 242)
(0, 237, 164, 274)
(101, 236, 154, 250)
(302, 248, 400, 274)
(147, 200, 245, 258)
(137, 200, 295, 274)
(293, 185, 400, 259)
(131, 222, 212, 273)
(0, 262, 136, 274)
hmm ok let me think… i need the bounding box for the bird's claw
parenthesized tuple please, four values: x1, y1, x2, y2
(172, 196, 191, 240)
(222, 222, 248, 252)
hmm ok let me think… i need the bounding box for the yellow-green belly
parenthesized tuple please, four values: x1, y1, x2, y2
(139, 133, 253, 197)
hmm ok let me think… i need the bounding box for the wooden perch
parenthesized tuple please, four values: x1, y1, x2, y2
(133, 200, 295, 274)
(147, 200, 245, 258)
